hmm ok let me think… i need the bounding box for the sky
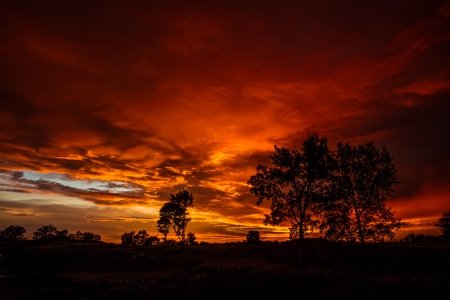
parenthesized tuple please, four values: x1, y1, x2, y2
(0, 1, 449, 243)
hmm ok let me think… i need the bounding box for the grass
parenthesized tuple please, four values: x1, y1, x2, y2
(0, 239, 449, 299)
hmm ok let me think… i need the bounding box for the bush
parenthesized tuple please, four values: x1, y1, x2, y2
(33, 225, 69, 241)
(246, 230, 260, 244)
(0, 225, 26, 241)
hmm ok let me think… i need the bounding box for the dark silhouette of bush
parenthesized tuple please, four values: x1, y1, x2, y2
(401, 233, 443, 242)
(187, 232, 198, 245)
(121, 230, 159, 245)
(164, 238, 177, 245)
(68, 231, 101, 242)
(0, 225, 26, 241)
(134, 230, 150, 245)
(436, 211, 450, 240)
(121, 231, 135, 245)
(144, 236, 160, 245)
(32, 225, 69, 241)
(246, 230, 260, 244)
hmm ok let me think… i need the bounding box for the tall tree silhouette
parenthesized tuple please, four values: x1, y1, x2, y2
(248, 134, 331, 261)
(157, 190, 194, 246)
(320, 142, 402, 244)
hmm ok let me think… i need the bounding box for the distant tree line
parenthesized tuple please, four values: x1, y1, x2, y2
(0, 224, 101, 242)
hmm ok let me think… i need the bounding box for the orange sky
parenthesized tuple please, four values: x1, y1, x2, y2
(1, 1, 449, 242)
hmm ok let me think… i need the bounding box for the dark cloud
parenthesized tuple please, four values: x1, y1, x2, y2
(0, 1, 448, 241)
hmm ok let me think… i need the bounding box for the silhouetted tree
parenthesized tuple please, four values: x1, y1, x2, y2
(320, 142, 402, 244)
(187, 232, 197, 245)
(246, 230, 260, 244)
(248, 134, 331, 259)
(32, 225, 69, 241)
(121, 231, 135, 245)
(69, 231, 101, 242)
(157, 190, 194, 246)
(157, 202, 177, 243)
(134, 230, 149, 245)
(436, 211, 450, 240)
(144, 236, 160, 245)
(0, 225, 26, 241)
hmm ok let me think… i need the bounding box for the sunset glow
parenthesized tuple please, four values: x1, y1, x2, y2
(1, 1, 449, 242)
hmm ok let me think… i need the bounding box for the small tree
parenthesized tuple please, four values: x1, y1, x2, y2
(187, 232, 197, 245)
(0, 225, 26, 241)
(121, 231, 135, 245)
(157, 190, 194, 246)
(246, 230, 260, 244)
(436, 211, 450, 240)
(134, 230, 149, 246)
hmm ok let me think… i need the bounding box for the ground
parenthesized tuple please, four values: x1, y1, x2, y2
(0, 239, 449, 299)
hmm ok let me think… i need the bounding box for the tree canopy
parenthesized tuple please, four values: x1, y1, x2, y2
(157, 190, 194, 245)
(320, 142, 402, 243)
(248, 134, 331, 245)
(0, 225, 26, 241)
(249, 134, 404, 245)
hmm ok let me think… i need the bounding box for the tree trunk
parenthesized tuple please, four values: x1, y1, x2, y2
(299, 217, 304, 265)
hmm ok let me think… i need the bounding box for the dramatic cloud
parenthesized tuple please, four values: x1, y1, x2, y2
(0, 1, 449, 242)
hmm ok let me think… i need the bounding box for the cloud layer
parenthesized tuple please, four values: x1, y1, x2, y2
(0, 1, 449, 241)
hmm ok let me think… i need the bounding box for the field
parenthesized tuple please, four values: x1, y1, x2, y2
(0, 239, 449, 299)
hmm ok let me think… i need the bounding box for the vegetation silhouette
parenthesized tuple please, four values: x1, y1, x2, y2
(320, 141, 402, 243)
(0, 225, 26, 241)
(248, 134, 331, 262)
(120, 230, 159, 246)
(68, 231, 101, 242)
(157, 190, 194, 247)
(32, 225, 69, 241)
(187, 232, 198, 245)
(246, 230, 260, 244)
(436, 211, 450, 240)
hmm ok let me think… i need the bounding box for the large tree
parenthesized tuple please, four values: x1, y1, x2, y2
(320, 142, 402, 244)
(248, 134, 331, 249)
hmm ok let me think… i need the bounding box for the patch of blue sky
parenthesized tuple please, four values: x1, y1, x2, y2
(0, 191, 97, 207)
(21, 171, 140, 193)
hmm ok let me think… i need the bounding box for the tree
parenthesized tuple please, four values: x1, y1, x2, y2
(248, 134, 331, 250)
(246, 230, 260, 244)
(0, 225, 26, 241)
(69, 231, 101, 242)
(187, 232, 197, 245)
(144, 236, 160, 246)
(134, 230, 149, 246)
(32, 225, 69, 241)
(320, 142, 402, 244)
(157, 202, 177, 243)
(121, 231, 135, 245)
(157, 190, 194, 246)
(436, 211, 450, 240)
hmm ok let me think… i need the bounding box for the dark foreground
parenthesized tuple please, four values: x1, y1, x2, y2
(0, 239, 449, 299)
